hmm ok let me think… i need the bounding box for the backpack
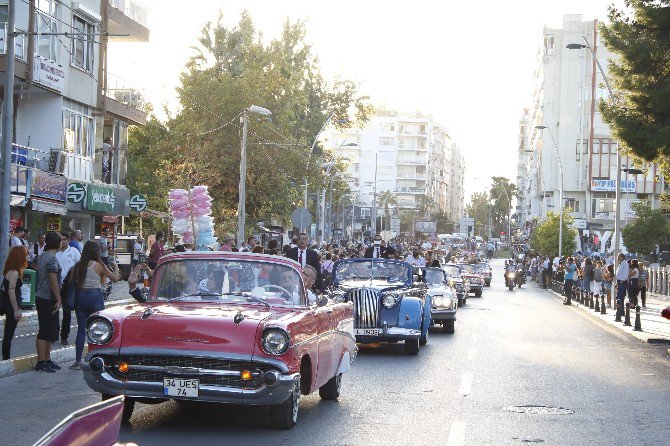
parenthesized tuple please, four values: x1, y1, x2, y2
(61, 267, 78, 311)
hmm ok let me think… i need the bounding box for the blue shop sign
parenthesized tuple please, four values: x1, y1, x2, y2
(31, 169, 67, 203)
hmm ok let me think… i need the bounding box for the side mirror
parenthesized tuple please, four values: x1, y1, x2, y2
(317, 295, 329, 307)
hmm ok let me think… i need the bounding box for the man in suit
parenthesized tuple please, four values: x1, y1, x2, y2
(286, 232, 323, 292)
(365, 234, 394, 259)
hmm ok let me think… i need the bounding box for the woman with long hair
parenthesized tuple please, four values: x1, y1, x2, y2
(2, 246, 28, 359)
(70, 240, 121, 369)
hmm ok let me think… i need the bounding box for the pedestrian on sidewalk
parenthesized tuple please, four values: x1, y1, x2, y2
(593, 260, 603, 295)
(582, 258, 594, 294)
(602, 263, 614, 307)
(615, 253, 629, 311)
(563, 257, 577, 304)
(69, 241, 121, 370)
(628, 259, 640, 307)
(55, 232, 81, 346)
(2, 246, 28, 359)
(638, 262, 648, 307)
(34, 232, 63, 372)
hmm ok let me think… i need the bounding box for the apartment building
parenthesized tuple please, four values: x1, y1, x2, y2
(2, 0, 149, 240)
(323, 110, 465, 238)
(517, 14, 662, 251)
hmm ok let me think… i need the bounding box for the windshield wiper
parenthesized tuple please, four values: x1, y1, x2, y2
(245, 294, 271, 308)
(167, 292, 221, 303)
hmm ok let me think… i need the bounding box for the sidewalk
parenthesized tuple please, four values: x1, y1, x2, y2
(543, 283, 670, 345)
(0, 282, 137, 379)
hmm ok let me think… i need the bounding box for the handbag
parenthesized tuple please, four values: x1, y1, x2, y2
(0, 281, 8, 316)
(61, 268, 78, 311)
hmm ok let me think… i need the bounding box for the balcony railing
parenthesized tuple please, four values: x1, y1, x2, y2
(0, 23, 27, 61)
(11, 144, 49, 170)
(109, 0, 149, 28)
(397, 173, 426, 180)
(395, 187, 427, 194)
(396, 159, 427, 165)
(105, 72, 146, 111)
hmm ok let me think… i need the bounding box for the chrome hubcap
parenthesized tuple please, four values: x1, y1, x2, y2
(292, 379, 300, 422)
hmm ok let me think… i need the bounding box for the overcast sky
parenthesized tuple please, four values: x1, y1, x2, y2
(110, 0, 626, 202)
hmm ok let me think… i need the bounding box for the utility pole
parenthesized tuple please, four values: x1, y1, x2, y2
(236, 109, 249, 245)
(0, 0, 16, 265)
(371, 152, 378, 235)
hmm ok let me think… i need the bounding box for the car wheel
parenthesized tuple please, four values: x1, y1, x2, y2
(419, 327, 428, 346)
(443, 320, 455, 334)
(271, 377, 300, 429)
(462, 298, 467, 305)
(475, 289, 482, 297)
(319, 374, 342, 401)
(457, 297, 463, 308)
(404, 339, 419, 355)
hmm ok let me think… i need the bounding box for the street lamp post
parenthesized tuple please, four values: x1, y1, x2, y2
(237, 105, 272, 245)
(536, 124, 564, 258)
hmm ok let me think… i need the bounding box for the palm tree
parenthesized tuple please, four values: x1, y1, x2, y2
(417, 195, 435, 218)
(377, 190, 398, 231)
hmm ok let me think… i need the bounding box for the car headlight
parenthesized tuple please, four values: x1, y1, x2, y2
(262, 328, 290, 355)
(382, 293, 399, 309)
(86, 318, 113, 345)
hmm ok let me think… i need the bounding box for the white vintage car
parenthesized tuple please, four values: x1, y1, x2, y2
(423, 267, 459, 334)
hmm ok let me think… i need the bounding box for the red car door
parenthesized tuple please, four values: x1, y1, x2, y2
(314, 305, 335, 387)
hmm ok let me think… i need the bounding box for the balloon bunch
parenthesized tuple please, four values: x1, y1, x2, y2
(168, 186, 217, 248)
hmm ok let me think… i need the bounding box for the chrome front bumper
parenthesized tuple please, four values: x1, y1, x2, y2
(355, 326, 421, 343)
(431, 309, 456, 321)
(82, 363, 299, 406)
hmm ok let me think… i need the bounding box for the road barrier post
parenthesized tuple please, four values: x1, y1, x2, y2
(589, 292, 595, 309)
(623, 305, 632, 326)
(615, 301, 622, 322)
(600, 295, 606, 315)
(633, 305, 642, 331)
(594, 294, 600, 312)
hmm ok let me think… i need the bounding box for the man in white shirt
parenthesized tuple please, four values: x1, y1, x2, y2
(405, 247, 426, 267)
(10, 227, 25, 248)
(55, 232, 81, 346)
(615, 253, 629, 311)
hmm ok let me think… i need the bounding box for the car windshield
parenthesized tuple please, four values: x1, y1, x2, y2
(335, 260, 410, 283)
(458, 264, 476, 274)
(152, 259, 304, 307)
(443, 265, 461, 278)
(476, 263, 490, 272)
(424, 268, 446, 285)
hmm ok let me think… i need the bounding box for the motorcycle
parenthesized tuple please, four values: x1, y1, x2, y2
(515, 267, 526, 288)
(505, 271, 516, 291)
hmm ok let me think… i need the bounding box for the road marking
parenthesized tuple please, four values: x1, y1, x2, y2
(0, 325, 77, 342)
(467, 347, 477, 360)
(459, 373, 473, 396)
(447, 420, 466, 446)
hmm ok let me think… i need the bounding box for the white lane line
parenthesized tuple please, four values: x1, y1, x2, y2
(446, 420, 466, 446)
(459, 373, 473, 396)
(467, 347, 476, 361)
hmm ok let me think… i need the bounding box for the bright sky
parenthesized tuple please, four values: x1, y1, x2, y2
(109, 0, 625, 204)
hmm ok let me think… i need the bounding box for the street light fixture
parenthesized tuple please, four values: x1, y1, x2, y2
(535, 124, 564, 258)
(237, 105, 272, 245)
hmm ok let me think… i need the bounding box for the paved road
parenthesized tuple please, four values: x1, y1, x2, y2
(1, 260, 669, 445)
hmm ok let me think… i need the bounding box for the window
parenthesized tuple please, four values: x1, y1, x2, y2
(71, 16, 94, 72)
(544, 34, 555, 56)
(379, 137, 392, 146)
(36, 1, 57, 61)
(575, 139, 588, 161)
(380, 123, 395, 132)
(360, 208, 371, 218)
(419, 124, 426, 134)
(62, 107, 94, 158)
(0, 5, 8, 23)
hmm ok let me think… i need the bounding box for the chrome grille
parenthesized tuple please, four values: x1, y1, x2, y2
(350, 289, 379, 328)
(99, 355, 273, 389)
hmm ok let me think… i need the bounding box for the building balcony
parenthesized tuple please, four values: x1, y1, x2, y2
(107, 0, 150, 42)
(0, 22, 29, 77)
(397, 173, 426, 180)
(395, 186, 426, 194)
(101, 72, 147, 125)
(396, 158, 427, 165)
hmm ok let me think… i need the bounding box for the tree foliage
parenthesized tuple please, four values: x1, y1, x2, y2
(433, 210, 455, 234)
(489, 177, 515, 235)
(530, 211, 578, 257)
(621, 200, 670, 255)
(600, 1, 670, 162)
(465, 191, 490, 237)
(126, 12, 372, 237)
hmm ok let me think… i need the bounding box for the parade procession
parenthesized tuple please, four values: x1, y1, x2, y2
(1, 1, 670, 445)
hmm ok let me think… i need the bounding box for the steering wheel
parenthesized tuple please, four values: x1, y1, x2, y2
(262, 284, 293, 301)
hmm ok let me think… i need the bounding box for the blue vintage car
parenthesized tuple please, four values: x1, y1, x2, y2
(330, 258, 431, 355)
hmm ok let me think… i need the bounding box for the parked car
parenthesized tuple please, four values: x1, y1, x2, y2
(456, 263, 484, 297)
(82, 252, 357, 429)
(329, 258, 431, 355)
(475, 262, 492, 287)
(423, 267, 458, 333)
(443, 264, 469, 307)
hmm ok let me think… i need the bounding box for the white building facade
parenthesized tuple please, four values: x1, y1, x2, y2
(517, 14, 662, 252)
(324, 110, 465, 237)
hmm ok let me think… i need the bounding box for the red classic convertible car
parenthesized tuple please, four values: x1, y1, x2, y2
(82, 252, 356, 429)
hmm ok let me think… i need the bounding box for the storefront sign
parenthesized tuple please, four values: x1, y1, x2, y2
(31, 170, 67, 202)
(33, 55, 65, 93)
(571, 219, 587, 229)
(129, 194, 148, 212)
(86, 184, 116, 213)
(67, 182, 87, 204)
(590, 179, 636, 193)
(10, 218, 23, 233)
(47, 215, 61, 231)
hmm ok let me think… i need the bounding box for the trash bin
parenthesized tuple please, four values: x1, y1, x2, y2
(20, 268, 36, 309)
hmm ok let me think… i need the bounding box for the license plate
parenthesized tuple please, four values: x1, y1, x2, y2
(163, 378, 199, 397)
(355, 328, 380, 336)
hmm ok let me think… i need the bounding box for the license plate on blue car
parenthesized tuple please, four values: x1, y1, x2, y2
(355, 328, 380, 336)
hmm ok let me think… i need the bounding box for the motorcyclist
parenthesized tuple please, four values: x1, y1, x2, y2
(504, 260, 516, 285)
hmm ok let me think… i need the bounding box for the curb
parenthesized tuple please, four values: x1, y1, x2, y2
(0, 298, 137, 331)
(0, 345, 88, 378)
(544, 286, 670, 345)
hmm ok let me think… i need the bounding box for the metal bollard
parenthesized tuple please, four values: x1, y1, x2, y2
(600, 295, 606, 315)
(594, 294, 600, 312)
(615, 301, 622, 322)
(633, 305, 643, 331)
(623, 305, 632, 326)
(589, 292, 595, 309)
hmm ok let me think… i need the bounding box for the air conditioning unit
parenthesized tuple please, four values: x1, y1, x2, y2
(48, 149, 67, 174)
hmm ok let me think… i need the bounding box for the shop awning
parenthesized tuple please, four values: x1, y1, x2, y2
(10, 195, 28, 207)
(32, 199, 68, 215)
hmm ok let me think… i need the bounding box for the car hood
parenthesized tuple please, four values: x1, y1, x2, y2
(119, 304, 274, 354)
(336, 279, 408, 291)
(426, 285, 452, 296)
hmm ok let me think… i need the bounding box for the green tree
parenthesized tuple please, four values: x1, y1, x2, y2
(465, 191, 490, 238)
(621, 200, 670, 256)
(530, 211, 578, 257)
(377, 190, 398, 231)
(128, 12, 372, 237)
(433, 210, 455, 234)
(600, 1, 670, 163)
(417, 195, 435, 218)
(489, 177, 516, 235)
